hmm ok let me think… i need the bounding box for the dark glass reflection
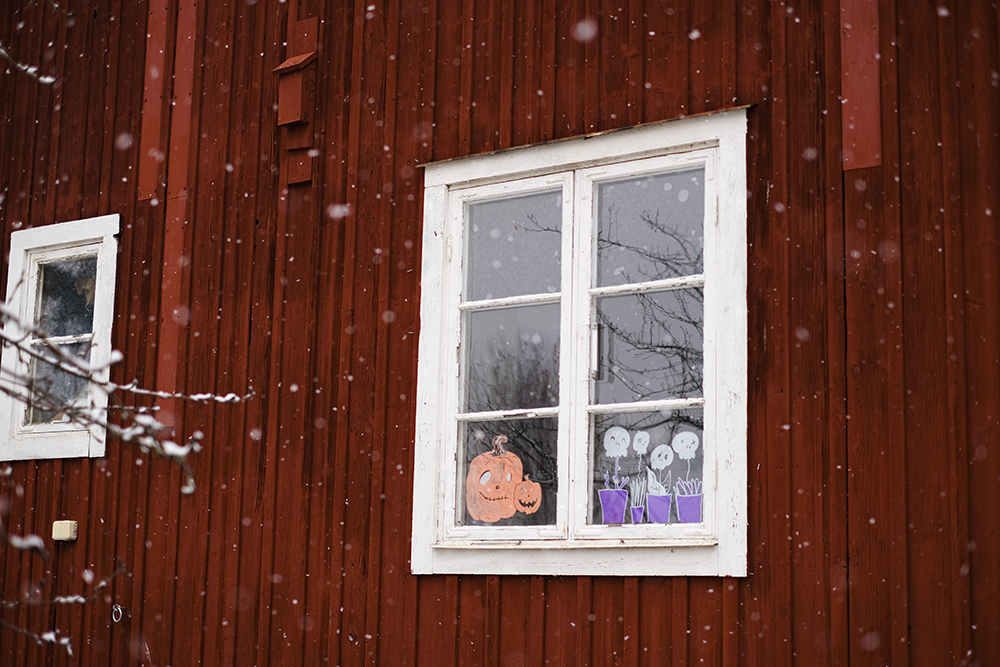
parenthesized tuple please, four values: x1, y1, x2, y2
(593, 288, 703, 404)
(590, 409, 704, 525)
(465, 303, 560, 412)
(466, 190, 562, 301)
(459, 417, 558, 527)
(596, 168, 704, 287)
(26, 341, 92, 424)
(36, 256, 98, 337)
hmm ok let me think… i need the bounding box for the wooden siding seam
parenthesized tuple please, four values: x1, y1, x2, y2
(363, 0, 402, 663)
(329, 0, 371, 664)
(821, 0, 851, 665)
(934, 0, 975, 661)
(878, 0, 910, 662)
(765, 0, 795, 663)
(963, 1, 1000, 662)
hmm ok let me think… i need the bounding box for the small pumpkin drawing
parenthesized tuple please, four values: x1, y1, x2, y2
(513, 475, 542, 514)
(466, 434, 524, 522)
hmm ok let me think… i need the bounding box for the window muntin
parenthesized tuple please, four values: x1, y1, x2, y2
(413, 110, 747, 576)
(0, 214, 119, 460)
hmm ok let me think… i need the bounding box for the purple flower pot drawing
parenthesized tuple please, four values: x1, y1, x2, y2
(647, 494, 672, 523)
(599, 488, 628, 524)
(675, 494, 702, 523)
(630, 506, 644, 524)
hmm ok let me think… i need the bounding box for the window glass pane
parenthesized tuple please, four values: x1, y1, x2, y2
(464, 303, 560, 412)
(35, 256, 98, 337)
(593, 288, 703, 404)
(595, 168, 704, 287)
(590, 408, 704, 525)
(466, 190, 562, 301)
(26, 341, 92, 424)
(458, 417, 558, 526)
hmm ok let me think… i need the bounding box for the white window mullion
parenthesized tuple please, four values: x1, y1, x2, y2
(548, 173, 575, 538)
(699, 149, 720, 542)
(568, 168, 597, 538)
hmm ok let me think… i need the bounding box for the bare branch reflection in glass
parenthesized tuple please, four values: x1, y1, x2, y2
(466, 190, 562, 301)
(26, 341, 92, 424)
(36, 256, 98, 337)
(465, 304, 560, 413)
(594, 288, 703, 404)
(596, 169, 705, 287)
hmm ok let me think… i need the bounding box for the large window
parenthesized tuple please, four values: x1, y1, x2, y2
(412, 111, 747, 576)
(0, 215, 119, 460)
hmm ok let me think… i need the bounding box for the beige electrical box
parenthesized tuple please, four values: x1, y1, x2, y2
(52, 520, 78, 541)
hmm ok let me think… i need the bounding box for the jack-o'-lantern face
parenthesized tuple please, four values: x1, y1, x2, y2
(514, 475, 541, 514)
(466, 435, 524, 523)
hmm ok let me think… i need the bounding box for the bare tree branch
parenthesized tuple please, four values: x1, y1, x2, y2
(0, 616, 74, 655)
(0, 559, 127, 657)
(24, 0, 77, 17)
(0, 298, 253, 495)
(0, 42, 57, 84)
(1, 0, 77, 85)
(0, 560, 126, 610)
(0, 287, 250, 652)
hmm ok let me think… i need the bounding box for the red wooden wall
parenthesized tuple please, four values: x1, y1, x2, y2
(1, 0, 999, 665)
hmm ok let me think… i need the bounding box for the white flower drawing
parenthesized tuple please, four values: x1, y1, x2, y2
(603, 426, 629, 458)
(671, 432, 699, 461)
(632, 430, 650, 455)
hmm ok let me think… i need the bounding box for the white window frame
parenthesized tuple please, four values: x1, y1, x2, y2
(412, 110, 747, 576)
(0, 214, 120, 461)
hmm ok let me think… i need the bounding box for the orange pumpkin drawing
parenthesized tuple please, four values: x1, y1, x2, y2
(466, 434, 524, 522)
(513, 475, 542, 514)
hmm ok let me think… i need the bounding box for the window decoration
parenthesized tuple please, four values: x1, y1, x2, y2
(413, 110, 747, 576)
(465, 434, 539, 522)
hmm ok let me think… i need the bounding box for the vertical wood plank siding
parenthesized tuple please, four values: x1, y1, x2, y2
(1, 0, 999, 664)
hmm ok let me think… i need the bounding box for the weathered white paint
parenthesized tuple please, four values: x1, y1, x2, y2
(0, 214, 120, 461)
(412, 110, 747, 576)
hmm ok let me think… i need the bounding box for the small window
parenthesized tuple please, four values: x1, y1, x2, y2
(0, 215, 120, 460)
(412, 111, 747, 576)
